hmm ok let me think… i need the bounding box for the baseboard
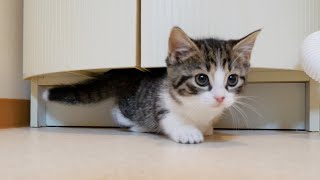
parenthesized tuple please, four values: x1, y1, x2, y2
(0, 98, 30, 128)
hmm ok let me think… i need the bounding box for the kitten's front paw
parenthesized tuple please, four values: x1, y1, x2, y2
(169, 126, 204, 144)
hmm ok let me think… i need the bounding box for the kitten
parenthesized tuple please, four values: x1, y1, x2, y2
(43, 27, 260, 144)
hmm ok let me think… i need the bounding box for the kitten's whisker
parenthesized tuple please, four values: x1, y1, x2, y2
(232, 104, 249, 129)
(236, 95, 261, 98)
(235, 101, 263, 118)
(234, 107, 241, 130)
(228, 107, 238, 130)
(230, 106, 241, 130)
(235, 96, 263, 104)
(235, 98, 262, 107)
(236, 104, 250, 126)
(237, 105, 250, 129)
(237, 95, 260, 98)
(236, 96, 259, 100)
(236, 96, 269, 111)
(232, 109, 240, 130)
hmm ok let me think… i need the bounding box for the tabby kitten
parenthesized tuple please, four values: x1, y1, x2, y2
(44, 27, 260, 144)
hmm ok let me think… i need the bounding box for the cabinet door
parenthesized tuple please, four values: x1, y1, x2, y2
(23, 0, 137, 79)
(141, 0, 320, 70)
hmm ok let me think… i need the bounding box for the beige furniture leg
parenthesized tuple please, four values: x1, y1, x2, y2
(30, 78, 46, 127)
(306, 79, 320, 131)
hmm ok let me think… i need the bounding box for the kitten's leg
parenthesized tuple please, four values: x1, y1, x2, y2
(204, 126, 214, 136)
(112, 106, 134, 127)
(204, 118, 219, 136)
(129, 126, 149, 133)
(160, 113, 204, 144)
(112, 106, 150, 133)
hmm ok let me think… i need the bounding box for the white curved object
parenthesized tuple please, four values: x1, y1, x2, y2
(302, 31, 320, 83)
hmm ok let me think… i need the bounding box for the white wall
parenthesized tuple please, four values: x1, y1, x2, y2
(0, 0, 29, 99)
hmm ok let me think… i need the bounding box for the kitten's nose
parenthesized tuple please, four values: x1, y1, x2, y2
(215, 96, 225, 103)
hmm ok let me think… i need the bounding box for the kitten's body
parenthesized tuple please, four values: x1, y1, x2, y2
(44, 27, 260, 144)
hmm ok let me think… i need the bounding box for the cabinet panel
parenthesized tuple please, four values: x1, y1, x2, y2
(45, 82, 305, 130)
(23, 0, 137, 79)
(216, 83, 305, 130)
(141, 0, 320, 70)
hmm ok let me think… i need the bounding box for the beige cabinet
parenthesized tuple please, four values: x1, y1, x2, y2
(23, 0, 137, 79)
(141, 0, 320, 69)
(23, 0, 320, 131)
(24, 0, 320, 77)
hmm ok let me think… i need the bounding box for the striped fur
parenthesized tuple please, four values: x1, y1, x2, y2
(45, 27, 260, 144)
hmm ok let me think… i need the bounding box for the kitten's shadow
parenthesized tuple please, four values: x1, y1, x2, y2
(205, 131, 237, 142)
(153, 131, 246, 148)
(36, 127, 246, 147)
(200, 131, 248, 148)
(36, 127, 144, 136)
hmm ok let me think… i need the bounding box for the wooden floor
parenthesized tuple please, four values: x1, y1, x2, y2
(0, 128, 319, 180)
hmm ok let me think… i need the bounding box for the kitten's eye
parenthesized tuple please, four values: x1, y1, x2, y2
(227, 74, 238, 87)
(195, 74, 209, 87)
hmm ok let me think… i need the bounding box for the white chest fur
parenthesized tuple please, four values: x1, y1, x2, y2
(162, 91, 224, 132)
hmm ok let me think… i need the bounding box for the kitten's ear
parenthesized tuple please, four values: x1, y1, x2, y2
(168, 27, 199, 64)
(233, 29, 261, 61)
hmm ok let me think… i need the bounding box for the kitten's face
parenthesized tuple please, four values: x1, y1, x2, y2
(166, 27, 260, 109)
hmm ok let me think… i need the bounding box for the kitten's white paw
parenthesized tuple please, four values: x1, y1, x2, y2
(169, 126, 204, 144)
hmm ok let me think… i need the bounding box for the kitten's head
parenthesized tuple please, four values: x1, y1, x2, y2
(166, 27, 260, 109)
